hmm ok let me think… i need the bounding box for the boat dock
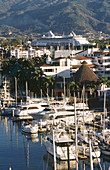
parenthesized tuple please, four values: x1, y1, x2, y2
(13, 116, 33, 122)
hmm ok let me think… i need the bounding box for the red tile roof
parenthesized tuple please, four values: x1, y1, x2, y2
(74, 56, 92, 60)
(40, 64, 53, 67)
(71, 64, 94, 68)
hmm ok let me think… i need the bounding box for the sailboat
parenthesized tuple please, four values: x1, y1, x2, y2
(97, 91, 110, 156)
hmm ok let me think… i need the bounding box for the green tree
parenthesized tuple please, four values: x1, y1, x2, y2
(97, 77, 110, 86)
(44, 76, 55, 97)
(70, 81, 81, 97)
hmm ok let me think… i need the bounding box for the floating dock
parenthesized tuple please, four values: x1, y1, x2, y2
(13, 116, 33, 122)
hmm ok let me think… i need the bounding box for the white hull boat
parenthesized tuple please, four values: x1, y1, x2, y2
(21, 122, 38, 134)
(78, 145, 100, 158)
(43, 129, 76, 160)
(14, 103, 44, 117)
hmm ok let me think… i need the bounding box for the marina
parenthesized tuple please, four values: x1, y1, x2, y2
(0, 64, 110, 170)
(0, 1, 110, 170)
(0, 99, 110, 170)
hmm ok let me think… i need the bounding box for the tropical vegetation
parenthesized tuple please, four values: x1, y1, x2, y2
(70, 77, 110, 99)
(2, 56, 55, 100)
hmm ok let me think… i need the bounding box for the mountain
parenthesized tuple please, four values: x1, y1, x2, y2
(0, 0, 110, 36)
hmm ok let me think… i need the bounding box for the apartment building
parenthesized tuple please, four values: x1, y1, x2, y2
(92, 46, 110, 79)
(10, 46, 51, 59)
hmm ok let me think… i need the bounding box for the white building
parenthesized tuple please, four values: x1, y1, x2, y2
(10, 48, 28, 59)
(40, 57, 70, 78)
(92, 46, 110, 79)
(10, 46, 51, 59)
(33, 31, 94, 50)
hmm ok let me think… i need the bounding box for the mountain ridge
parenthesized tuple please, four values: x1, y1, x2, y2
(0, 0, 110, 36)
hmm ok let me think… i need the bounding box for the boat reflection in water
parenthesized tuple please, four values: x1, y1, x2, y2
(22, 131, 39, 143)
(43, 152, 76, 170)
(22, 132, 39, 168)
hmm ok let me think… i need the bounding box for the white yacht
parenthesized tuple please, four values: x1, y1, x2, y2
(77, 111, 94, 122)
(78, 144, 100, 158)
(14, 103, 45, 117)
(43, 128, 76, 160)
(78, 130, 101, 158)
(21, 122, 38, 134)
(46, 112, 75, 125)
(49, 100, 94, 123)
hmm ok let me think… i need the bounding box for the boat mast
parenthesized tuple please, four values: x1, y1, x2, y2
(53, 130, 56, 170)
(26, 81, 28, 104)
(103, 91, 106, 140)
(15, 77, 17, 105)
(83, 85, 85, 126)
(40, 89, 42, 99)
(89, 140, 93, 170)
(64, 77, 66, 102)
(74, 97, 78, 170)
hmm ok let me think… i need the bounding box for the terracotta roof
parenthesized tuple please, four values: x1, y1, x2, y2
(40, 64, 53, 67)
(94, 51, 110, 55)
(74, 56, 92, 60)
(72, 65, 81, 68)
(72, 64, 94, 68)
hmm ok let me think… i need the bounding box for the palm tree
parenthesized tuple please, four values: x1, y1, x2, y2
(97, 77, 110, 86)
(70, 81, 76, 97)
(32, 69, 45, 96)
(70, 81, 81, 97)
(44, 76, 55, 98)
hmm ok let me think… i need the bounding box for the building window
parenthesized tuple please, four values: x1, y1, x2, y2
(44, 69, 54, 72)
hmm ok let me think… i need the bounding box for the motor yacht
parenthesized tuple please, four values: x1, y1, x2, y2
(43, 128, 76, 160)
(14, 103, 45, 117)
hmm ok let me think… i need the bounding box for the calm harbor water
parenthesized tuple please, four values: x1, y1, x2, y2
(0, 115, 110, 170)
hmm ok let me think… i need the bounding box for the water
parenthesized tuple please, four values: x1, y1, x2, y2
(0, 116, 110, 170)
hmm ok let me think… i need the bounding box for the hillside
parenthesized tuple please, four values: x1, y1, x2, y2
(0, 0, 110, 36)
